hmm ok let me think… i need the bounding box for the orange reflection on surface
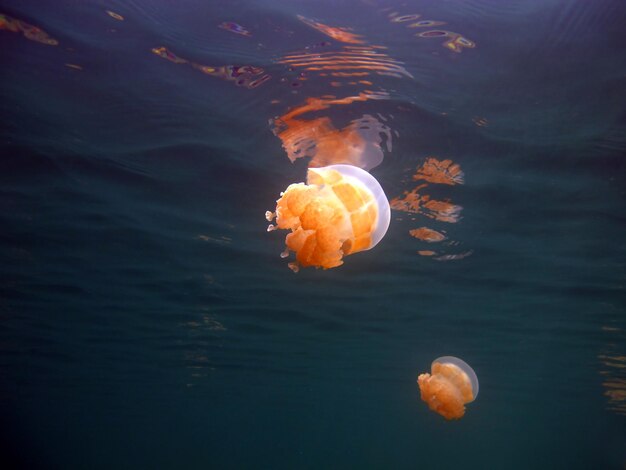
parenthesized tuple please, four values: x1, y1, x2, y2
(599, 325, 626, 416)
(390, 184, 427, 213)
(391, 157, 469, 260)
(151, 46, 270, 89)
(423, 198, 463, 223)
(0, 13, 58, 45)
(152, 46, 188, 64)
(278, 45, 412, 80)
(297, 15, 365, 44)
(599, 348, 626, 416)
(278, 92, 387, 120)
(409, 227, 446, 242)
(271, 93, 391, 170)
(390, 186, 462, 223)
(413, 157, 464, 185)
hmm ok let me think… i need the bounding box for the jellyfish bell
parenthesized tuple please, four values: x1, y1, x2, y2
(266, 164, 390, 271)
(417, 356, 479, 420)
(315, 165, 391, 250)
(432, 356, 479, 401)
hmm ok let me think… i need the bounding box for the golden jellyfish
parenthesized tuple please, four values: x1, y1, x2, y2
(266, 164, 390, 272)
(417, 356, 479, 420)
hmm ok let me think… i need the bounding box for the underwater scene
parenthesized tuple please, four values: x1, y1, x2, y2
(1, 0, 625, 468)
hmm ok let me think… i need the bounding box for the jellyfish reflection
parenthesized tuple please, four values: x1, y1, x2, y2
(266, 165, 390, 271)
(151, 46, 270, 89)
(270, 92, 392, 171)
(297, 15, 365, 45)
(417, 356, 478, 420)
(0, 13, 58, 45)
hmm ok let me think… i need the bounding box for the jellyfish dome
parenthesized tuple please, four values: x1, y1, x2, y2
(417, 356, 479, 420)
(266, 164, 390, 271)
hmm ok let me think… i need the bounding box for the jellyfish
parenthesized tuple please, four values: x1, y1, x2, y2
(266, 164, 390, 271)
(417, 356, 479, 420)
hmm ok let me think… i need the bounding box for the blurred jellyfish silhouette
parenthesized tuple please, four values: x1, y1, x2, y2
(266, 165, 390, 272)
(417, 356, 479, 420)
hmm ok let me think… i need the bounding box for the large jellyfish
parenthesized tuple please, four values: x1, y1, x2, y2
(266, 164, 390, 271)
(417, 356, 479, 420)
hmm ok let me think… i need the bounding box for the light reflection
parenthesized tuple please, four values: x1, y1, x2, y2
(0, 13, 58, 45)
(387, 9, 476, 53)
(297, 15, 365, 44)
(105, 10, 124, 21)
(391, 184, 463, 223)
(278, 45, 413, 82)
(218, 21, 251, 37)
(182, 312, 226, 385)
(413, 157, 464, 185)
(196, 234, 233, 245)
(390, 157, 470, 261)
(409, 227, 446, 242)
(151, 46, 271, 89)
(417, 31, 476, 53)
(390, 14, 422, 23)
(599, 326, 626, 416)
(408, 20, 446, 28)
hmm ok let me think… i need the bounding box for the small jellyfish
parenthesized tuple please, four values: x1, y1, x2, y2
(417, 356, 479, 420)
(266, 164, 390, 270)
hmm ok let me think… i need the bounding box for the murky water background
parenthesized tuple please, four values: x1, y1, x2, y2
(1, 0, 625, 468)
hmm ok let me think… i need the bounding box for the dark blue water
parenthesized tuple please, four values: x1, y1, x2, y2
(1, 0, 625, 468)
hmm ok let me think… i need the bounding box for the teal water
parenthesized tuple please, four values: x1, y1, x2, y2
(1, 0, 625, 468)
